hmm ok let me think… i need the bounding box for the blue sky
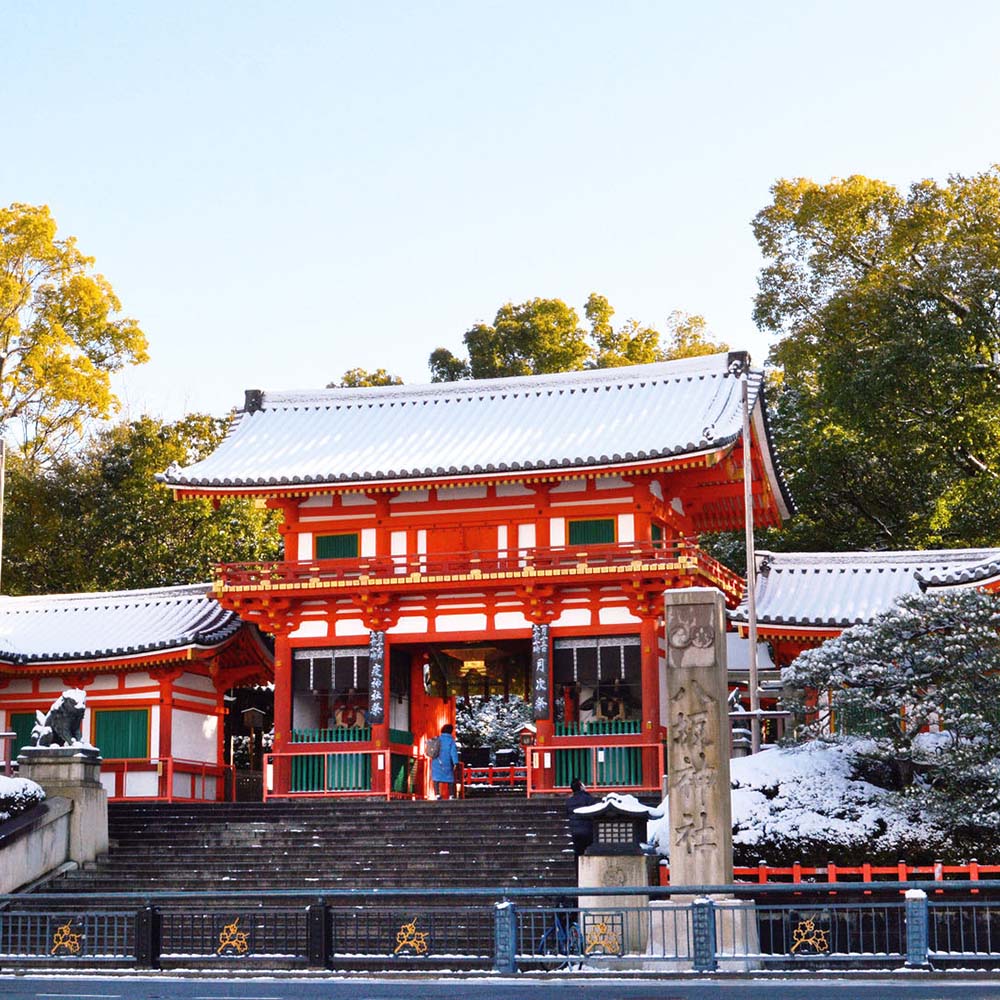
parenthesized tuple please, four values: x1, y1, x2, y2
(5, 1, 1000, 421)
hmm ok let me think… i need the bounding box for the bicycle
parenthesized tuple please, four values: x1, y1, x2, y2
(536, 907, 584, 969)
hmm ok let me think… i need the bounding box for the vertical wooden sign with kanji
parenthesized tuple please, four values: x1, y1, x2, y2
(664, 588, 733, 886)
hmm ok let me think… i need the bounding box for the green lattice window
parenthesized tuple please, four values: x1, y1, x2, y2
(568, 518, 615, 545)
(651, 523, 663, 545)
(93, 709, 149, 759)
(9, 712, 37, 755)
(316, 533, 360, 559)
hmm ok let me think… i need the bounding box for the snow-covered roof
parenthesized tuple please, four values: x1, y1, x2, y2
(0, 584, 244, 665)
(731, 548, 1000, 629)
(917, 553, 1000, 590)
(158, 354, 791, 512)
(575, 792, 663, 819)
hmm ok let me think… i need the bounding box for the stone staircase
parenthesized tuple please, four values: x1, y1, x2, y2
(37, 796, 577, 899)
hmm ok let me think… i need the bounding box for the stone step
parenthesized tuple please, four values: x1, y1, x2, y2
(42, 798, 579, 900)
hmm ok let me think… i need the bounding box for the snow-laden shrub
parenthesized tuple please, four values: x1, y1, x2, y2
(0, 775, 45, 823)
(648, 739, 958, 865)
(455, 696, 532, 752)
(783, 590, 1000, 790)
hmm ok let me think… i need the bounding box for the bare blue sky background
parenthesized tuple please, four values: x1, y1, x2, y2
(4, 1, 999, 421)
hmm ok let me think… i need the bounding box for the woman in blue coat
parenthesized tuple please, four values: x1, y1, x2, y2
(431, 723, 461, 799)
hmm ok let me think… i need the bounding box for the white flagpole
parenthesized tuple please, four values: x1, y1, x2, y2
(742, 375, 761, 754)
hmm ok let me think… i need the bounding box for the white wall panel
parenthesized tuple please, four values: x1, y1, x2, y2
(435, 613, 488, 632)
(494, 612, 532, 630)
(171, 709, 217, 763)
(549, 518, 566, 547)
(617, 513, 635, 543)
(290, 620, 329, 638)
(598, 606, 642, 625)
(125, 771, 158, 797)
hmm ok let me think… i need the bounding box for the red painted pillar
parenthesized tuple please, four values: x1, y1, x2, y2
(158, 674, 174, 800)
(640, 615, 663, 792)
(272, 631, 293, 796)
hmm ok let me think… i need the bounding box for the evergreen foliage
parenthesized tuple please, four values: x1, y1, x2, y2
(754, 167, 1000, 551)
(782, 590, 1000, 856)
(455, 696, 531, 752)
(428, 295, 725, 381)
(3, 414, 280, 595)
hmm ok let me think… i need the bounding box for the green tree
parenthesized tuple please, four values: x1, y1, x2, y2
(430, 298, 590, 381)
(781, 589, 1000, 855)
(783, 590, 1000, 787)
(328, 367, 403, 388)
(585, 293, 663, 367)
(0, 203, 147, 465)
(429, 294, 721, 381)
(662, 310, 728, 361)
(3, 414, 280, 595)
(753, 168, 1000, 550)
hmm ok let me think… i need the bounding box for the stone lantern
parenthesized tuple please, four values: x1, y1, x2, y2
(576, 794, 661, 954)
(584, 797, 660, 856)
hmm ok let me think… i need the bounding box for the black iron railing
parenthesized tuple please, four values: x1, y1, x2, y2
(2, 882, 999, 972)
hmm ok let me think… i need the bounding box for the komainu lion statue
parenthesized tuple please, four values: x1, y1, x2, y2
(30, 689, 88, 748)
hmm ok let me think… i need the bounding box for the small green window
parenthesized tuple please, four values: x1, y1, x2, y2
(652, 523, 663, 545)
(316, 533, 360, 559)
(10, 712, 37, 755)
(568, 518, 616, 545)
(93, 709, 149, 759)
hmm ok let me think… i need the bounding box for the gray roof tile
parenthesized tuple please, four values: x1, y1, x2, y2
(731, 548, 1000, 629)
(159, 354, 790, 511)
(0, 584, 242, 665)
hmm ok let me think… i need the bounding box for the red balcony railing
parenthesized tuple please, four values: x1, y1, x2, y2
(215, 540, 744, 604)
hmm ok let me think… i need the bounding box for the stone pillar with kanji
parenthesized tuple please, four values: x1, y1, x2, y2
(663, 587, 733, 886)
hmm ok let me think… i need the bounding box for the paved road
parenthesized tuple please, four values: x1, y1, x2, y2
(7, 976, 1000, 1000)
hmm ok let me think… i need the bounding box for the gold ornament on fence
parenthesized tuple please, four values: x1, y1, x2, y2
(394, 917, 429, 955)
(790, 917, 829, 954)
(585, 917, 621, 956)
(50, 921, 83, 955)
(217, 917, 250, 955)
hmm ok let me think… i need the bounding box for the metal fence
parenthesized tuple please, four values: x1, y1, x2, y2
(3, 882, 1000, 972)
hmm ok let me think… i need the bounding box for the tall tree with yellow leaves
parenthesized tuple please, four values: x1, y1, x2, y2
(0, 203, 147, 466)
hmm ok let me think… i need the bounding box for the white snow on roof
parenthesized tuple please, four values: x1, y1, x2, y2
(731, 548, 1000, 628)
(159, 355, 787, 499)
(0, 584, 242, 664)
(918, 552, 1000, 589)
(575, 791, 663, 818)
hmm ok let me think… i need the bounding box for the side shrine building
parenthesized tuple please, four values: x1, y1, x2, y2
(158, 353, 792, 798)
(0, 585, 272, 800)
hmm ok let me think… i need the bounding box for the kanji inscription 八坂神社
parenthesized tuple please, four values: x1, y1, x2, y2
(664, 588, 733, 886)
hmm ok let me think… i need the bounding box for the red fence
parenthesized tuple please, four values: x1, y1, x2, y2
(659, 859, 1000, 893)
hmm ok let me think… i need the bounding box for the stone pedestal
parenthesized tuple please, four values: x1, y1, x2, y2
(578, 854, 656, 955)
(646, 897, 760, 971)
(17, 747, 108, 863)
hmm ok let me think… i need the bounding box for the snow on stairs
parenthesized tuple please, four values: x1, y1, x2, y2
(40, 797, 578, 899)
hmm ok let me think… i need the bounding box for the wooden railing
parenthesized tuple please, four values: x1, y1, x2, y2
(555, 719, 642, 737)
(214, 540, 744, 603)
(525, 740, 665, 797)
(103, 757, 232, 802)
(659, 860, 1000, 893)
